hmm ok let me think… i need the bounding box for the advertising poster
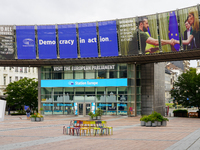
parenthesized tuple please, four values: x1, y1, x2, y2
(118, 17, 138, 55)
(74, 103, 77, 115)
(37, 25, 57, 59)
(16, 26, 36, 59)
(179, 6, 200, 50)
(91, 103, 95, 114)
(159, 11, 180, 52)
(98, 20, 118, 57)
(58, 24, 78, 58)
(0, 25, 15, 59)
(78, 23, 98, 58)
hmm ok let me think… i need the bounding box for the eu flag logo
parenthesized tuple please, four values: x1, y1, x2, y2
(168, 11, 180, 51)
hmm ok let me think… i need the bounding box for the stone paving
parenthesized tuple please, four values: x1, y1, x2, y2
(0, 115, 200, 150)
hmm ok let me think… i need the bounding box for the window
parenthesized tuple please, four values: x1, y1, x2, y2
(15, 67, 18, 72)
(24, 67, 27, 73)
(20, 77, 23, 80)
(9, 67, 12, 70)
(20, 67, 23, 73)
(4, 67, 6, 70)
(9, 77, 12, 83)
(4, 76, 6, 85)
(15, 76, 18, 81)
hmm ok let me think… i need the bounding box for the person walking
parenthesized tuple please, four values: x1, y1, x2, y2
(26, 107, 31, 120)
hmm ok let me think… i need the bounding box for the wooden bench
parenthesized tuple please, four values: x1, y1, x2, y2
(188, 112, 198, 118)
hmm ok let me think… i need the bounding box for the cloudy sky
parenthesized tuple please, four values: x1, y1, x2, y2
(0, 0, 199, 67)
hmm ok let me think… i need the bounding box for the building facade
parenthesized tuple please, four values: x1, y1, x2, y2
(0, 67, 38, 95)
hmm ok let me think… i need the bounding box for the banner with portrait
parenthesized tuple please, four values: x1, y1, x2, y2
(179, 6, 200, 50)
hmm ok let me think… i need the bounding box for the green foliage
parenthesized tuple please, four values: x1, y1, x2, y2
(5, 78, 38, 112)
(31, 113, 43, 118)
(11, 113, 26, 115)
(165, 103, 173, 108)
(88, 112, 94, 117)
(96, 108, 103, 116)
(173, 109, 188, 113)
(170, 68, 200, 109)
(140, 111, 169, 123)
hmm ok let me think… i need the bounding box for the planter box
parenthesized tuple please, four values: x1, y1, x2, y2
(40, 117, 44, 121)
(157, 121, 161, 126)
(93, 117, 97, 120)
(141, 121, 145, 126)
(97, 116, 101, 120)
(36, 117, 41, 122)
(31, 117, 35, 122)
(162, 121, 167, 126)
(173, 112, 187, 117)
(152, 122, 157, 127)
(145, 121, 151, 127)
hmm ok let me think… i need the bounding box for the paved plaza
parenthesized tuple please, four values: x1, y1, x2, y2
(0, 115, 200, 150)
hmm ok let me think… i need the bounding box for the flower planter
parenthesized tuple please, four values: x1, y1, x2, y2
(93, 117, 97, 120)
(89, 116, 93, 120)
(31, 117, 35, 122)
(36, 117, 41, 122)
(145, 121, 151, 127)
(141, 121, 145, 126)
(162, 121, 167, 126)
(97, 116, 101, 120)
(40, 117, 44, 121)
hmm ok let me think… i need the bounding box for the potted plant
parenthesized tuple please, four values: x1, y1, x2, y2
(96, 108, 103, 120)
(93, 113, 98, 120)
(36, 113, 42, 122)
(140, 115, 148, 126)
(88, 112, 94, 120)
(162, 117, 169, 126)
(30, 113, 37, 122)
(145, 116, 151, 127)
(151, 117, 157, 127)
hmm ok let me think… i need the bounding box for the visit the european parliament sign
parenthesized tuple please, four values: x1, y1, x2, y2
(1, 5, 200, 60)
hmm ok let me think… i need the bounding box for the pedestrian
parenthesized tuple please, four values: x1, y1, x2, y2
(8, 107, 10, 115)
(26, 107, 31, 120)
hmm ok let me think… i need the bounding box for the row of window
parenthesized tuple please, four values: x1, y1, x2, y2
(3, 67, 36, 73)
(3, 76, 23, 85)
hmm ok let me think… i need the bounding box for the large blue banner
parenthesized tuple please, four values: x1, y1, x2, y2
(16, 26, 36, 59)
(41, 78, 127, 87)
(78, 23, 98, 58)
(98, 21, 119, 57)
(37, 25, 57, 59)
(58, 24, 78, 58)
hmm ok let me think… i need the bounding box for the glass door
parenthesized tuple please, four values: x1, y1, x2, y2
(78, 103, 91, 116)
(78, 103, 83, 115)
(85, 103, 91, 115)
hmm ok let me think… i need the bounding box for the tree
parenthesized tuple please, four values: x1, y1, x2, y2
(5, 77, 38, 111)
(170, 68, 200, 110)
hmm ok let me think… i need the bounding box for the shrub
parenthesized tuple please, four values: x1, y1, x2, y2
(173, 109, 188, 113)
(88, 112, 94, 117)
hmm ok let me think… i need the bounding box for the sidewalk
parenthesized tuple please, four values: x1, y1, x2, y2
(0, 115, 200, 150)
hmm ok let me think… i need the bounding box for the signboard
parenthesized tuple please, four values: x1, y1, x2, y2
(37, 25, 57, 59)
(41, 78, 128, 87)
(74, 103, 77, 115)
(53, 64, 115, 71)
(58, 24, 78, 58)
(16, 26, 36, 59)
(98, 21, 118, 56)
(78, 23, 98, 58)
(91, 103, 95, 114)
(0, 25, 15, 59)
(0, 100, 6, 121)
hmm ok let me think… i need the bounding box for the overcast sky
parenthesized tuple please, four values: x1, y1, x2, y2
(0, 0, 199, 67)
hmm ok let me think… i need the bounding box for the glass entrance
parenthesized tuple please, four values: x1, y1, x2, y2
(78, 103, 91, 116)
